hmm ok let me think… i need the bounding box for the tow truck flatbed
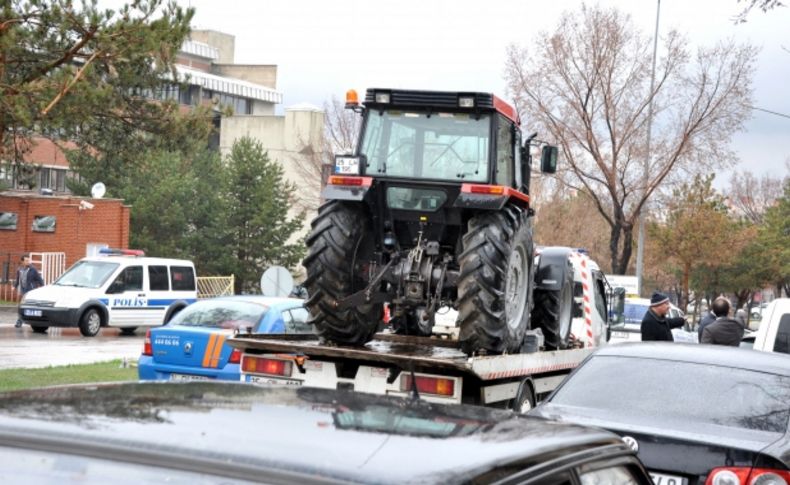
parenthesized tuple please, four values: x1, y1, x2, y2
(228, 332, 593, 381)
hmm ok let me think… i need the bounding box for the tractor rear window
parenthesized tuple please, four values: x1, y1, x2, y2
(361, 110, 490, 182)
(386, 187, 447, 212)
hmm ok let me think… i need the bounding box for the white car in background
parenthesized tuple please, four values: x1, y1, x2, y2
(609, 297, 695, 344)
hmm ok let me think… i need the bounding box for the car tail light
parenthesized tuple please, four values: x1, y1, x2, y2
(400, 374, 456, 397)
(706, 468, 790, 485)
(228, 348, 241, 364)
(241, 356, 293, 377)
(143, 329, 152, 356)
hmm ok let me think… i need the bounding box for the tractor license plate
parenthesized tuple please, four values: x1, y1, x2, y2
(23, 309, 42, 317)
(649, 472, 687, 485)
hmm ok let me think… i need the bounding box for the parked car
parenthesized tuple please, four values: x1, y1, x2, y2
(19, 250, 197, 336)
(530, 343, 790, 485)
(138, 296, 311, 382)
(0, 381, 653, 483)
(609, 297, 694, 343)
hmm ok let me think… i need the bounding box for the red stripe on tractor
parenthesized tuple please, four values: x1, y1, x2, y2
(492, 95, 520, 125)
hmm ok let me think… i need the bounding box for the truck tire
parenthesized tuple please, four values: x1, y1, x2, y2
(532, 258, 573, 350)
(303, 201, 382, 345)
(458, 206, 532, 355)
(79, 308, 102, 337)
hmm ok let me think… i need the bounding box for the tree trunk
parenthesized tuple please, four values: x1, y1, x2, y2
(681, 263, 691, 312)
(609, 221, 634, 275)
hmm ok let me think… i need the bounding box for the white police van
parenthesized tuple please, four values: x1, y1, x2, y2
(19, 249, 197, 336)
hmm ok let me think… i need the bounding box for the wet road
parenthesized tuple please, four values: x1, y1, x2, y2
(0, 306, 143, 369)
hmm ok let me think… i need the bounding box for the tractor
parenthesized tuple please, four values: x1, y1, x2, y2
(303, 88, 570, 355)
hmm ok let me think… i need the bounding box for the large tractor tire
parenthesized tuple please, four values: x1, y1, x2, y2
(303, 201, 382, 345)
(532, 250, 574, 350)
(458, 206, 533, 355)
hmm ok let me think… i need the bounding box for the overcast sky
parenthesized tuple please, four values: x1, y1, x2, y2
(177, 0, 789, 183)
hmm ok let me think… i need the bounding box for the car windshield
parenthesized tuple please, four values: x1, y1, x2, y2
(622, 303, 649, 323)
(54, 261, 119, 288)
(169, 300, 269, 330)
(550, 356, 790, 433)
(360, 110, 490, 182)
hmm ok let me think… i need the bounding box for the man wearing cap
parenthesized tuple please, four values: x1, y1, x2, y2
(641, 292, 687, 341)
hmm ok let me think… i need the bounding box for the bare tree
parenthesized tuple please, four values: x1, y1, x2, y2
(735, 0, 784, 22)
(505, 4, 757, 273)
(726, 165, 788, 223)
(290, 96, 361, 212)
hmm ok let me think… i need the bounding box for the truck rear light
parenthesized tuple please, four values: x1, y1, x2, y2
(242, 356, 293, 377)
(400, 375, 455, 397)
(328, 175, 372, 187)
(228, 348, 242, 364)
(143, 329, 152, 356)
(706, 468, 790, 485)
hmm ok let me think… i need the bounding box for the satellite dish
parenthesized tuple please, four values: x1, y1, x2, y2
(91, 182, 106, 199)
(260, 266, 294, 297)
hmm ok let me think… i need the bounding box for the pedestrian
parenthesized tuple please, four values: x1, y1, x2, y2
(641, 292, 686, 341)
(697, 298, 724, 340)
(14, 254, 45, 328)
(701, 298, 745, 346)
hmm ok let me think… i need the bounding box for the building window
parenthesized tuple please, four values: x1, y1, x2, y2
(39, 167, 51, 189)
(0, 212, 18, 230)
(32, 215, 56, 232)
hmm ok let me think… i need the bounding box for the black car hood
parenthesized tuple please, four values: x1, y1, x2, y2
(532, 403, 788, 481)
(0, 382, 620, 484)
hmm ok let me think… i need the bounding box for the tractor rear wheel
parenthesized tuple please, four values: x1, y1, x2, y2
(532, 258, 573, 350)
(303, 201, 382, 345)
(458, 206, 532, 355)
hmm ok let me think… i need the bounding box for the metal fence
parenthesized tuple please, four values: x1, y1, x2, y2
(197, 275, 235, 299)
(0, 251, 66, 302)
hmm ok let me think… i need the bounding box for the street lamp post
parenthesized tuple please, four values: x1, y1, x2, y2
(636, 0, 661, 296)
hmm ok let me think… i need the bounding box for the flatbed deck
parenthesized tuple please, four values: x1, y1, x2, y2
(228, 333, 593, 381)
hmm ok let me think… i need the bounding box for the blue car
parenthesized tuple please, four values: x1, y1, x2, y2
(138, 296, 312, 381)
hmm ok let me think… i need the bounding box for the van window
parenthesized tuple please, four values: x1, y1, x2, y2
(111, 266, 143, 292)
(149, 266, 169, 291)
(774, 314, 790, 354)
(171, 266, 195, 291)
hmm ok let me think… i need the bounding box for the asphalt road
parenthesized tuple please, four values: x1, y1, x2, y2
(0, 306, 143, 370)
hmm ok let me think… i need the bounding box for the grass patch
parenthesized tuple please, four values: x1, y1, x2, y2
(0, 360, 137, 392)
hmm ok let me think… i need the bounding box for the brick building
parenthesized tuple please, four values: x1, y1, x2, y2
(0, 192, 130, 283)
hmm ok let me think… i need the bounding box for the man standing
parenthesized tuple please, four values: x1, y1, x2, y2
(641, 292, 686, 341)
(701, 298, 745, 346)
(14, 255, 45, 328)
(697, 298, 723, 340)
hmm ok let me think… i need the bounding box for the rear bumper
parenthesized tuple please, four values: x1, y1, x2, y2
(137, 356, 241, 382)
(18, 306, 80, 327)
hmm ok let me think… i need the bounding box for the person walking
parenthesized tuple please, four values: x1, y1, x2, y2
(14, 255, 45, 328)
(701, 298, 745, 346)
(641, 292, 686, 341)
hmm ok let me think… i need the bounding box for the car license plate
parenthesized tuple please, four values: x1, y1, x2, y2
(247, 375, 302, 386)
(650, 472, 687, 485)
(170, 373, 211, 381)
(23, 309, 42, 317)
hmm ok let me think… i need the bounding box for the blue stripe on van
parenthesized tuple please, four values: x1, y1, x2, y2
(97, 298, 197, 306)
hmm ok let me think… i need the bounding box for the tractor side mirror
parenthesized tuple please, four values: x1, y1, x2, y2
(540, 145, 558, 174)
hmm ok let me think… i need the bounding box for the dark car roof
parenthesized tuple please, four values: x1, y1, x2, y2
(593, 342, 790, 376)
(0, 382, 627, 484)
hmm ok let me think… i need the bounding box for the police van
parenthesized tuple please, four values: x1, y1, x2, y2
(18, 249, 197, 336)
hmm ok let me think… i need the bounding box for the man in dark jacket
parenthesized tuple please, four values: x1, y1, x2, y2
(14, 255, 45, 328)
(697, 297, 732, 339)
(701, 298, 745, 346)
(641, 292, 686, 341)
